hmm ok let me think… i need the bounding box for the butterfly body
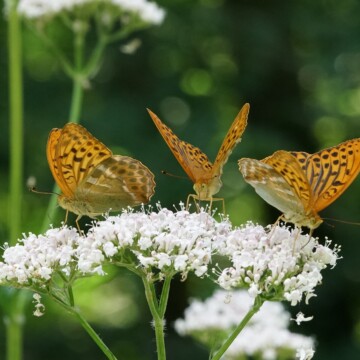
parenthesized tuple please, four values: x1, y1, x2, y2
(239, 138, 360, 229)
(148, 103, 249, 207)
(47, 123, 155, 225)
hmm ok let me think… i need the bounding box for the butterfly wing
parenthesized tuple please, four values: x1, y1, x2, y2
(76, 155, 155, 214)
(263, 151, 313, 210)
(291, 138, 360, 212)
(147, 109, 213, 183)
(47, 127, 68, 194)
(47, 123, 112, 197)
(238, 157, 306, 217)
(239, 150, 312, 217)
(213, 103, 249, 177)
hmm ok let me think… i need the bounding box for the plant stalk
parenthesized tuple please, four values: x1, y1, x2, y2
(71, 308, 118, 360)
(142, 277, 166, 360)
(6, 1, 26, 360)
(211, 296, 264, 360)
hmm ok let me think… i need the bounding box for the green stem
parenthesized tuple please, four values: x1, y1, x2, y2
(158, 275, 172, 318)
(71, 308, 118, 360)
(83, 37, 107, 78)
(27, 22, 74, 78)
(142, 277, 166, 360)
(70, 26, 85, 123)
(106, 22, 149, 44)
(6, 2, 25, 360)
(69, 75, 84, 123)
(211, 296, 265, 360)
(3, 290, 28, 360)
(8, 0, 23, 246)
(6, 317, 22, 360)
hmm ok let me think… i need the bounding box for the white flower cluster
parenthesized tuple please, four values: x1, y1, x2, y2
(0, 226, 79, 285)
(0, 206, 339, 307)
(17, 0, 165, 25)
(0, 207, 231, 286)
(215, 223, 340, 306)
(175, 290, 315, 360)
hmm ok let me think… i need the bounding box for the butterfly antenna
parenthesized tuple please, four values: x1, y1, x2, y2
(322, 217, 360, 227)
(30, 187, 60, 196)
(161, 170, 190, 181)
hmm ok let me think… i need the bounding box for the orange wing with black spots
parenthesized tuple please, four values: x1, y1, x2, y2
(147, 103, 249, 198)
(47, 123, 155, 219)
(239, 138, 360, 229)
(47, 123, 112, 197)
(291, 138, 360, 212)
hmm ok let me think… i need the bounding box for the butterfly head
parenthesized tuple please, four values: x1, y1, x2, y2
(284, 210, 323, 230)
(193, 176, 222, 200)
(306, 213, 323, 230)
(58, 194, 94, 218)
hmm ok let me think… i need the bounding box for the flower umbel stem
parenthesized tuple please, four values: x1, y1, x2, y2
(142, 276, 167, 360)
(70, 307, 118, 360)
(159, 275, 172, 318)
(211, 296, 265, 360)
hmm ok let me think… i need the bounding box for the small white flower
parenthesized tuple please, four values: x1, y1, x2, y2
(293, 312, 314, 325)
(296, 347, 315, 360)
(33, 293, 45, 317)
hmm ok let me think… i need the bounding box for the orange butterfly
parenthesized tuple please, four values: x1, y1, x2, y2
(238, 138, 360, 230)
(147, 103, 249, 211)
(47, 123, 155, 229)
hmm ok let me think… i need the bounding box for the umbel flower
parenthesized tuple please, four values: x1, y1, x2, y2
(0, 205, 339, 360)
(17, 0, 165, 25)
(0, 205, 231, 287)
(215, 223, 340, 306)
(175, 289, 315, 360)
(0, 206, 338, 298)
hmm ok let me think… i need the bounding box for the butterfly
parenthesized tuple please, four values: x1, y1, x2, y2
(238, 138, 360, 230)
(147, 103, 250, 211)
(47, 123, 155, 229)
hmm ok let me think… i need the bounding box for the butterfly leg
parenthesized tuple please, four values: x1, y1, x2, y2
(210, 197, 226, 214)
(64, 210, 69, 224)
(186, 194, 201, 212)
(75, 215, 83, 234)
(267, 214, 284, 241)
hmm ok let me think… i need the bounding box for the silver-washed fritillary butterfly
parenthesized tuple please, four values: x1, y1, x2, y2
(238, 138, 360, 229)
(147, 103, 250, 211)
(47, 123, 155, 228)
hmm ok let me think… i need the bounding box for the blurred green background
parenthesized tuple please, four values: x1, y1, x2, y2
(1, 0, 360, 358)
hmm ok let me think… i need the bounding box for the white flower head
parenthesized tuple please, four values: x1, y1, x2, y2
(215, 223, 340, 306)
(17, 0, 165, 25)
(175, 290, 315, 359)
(0, 205, 232, 287)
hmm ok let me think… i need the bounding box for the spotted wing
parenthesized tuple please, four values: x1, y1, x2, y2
(291, 138, 360, 212)
(238, 155, 308, 217)
(76, 155, 156, 213)
(147, 109, 213, 183)
(46, 123, 112, 197)
(213, 103, 249, 176)
(263, 150, 313, 210)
